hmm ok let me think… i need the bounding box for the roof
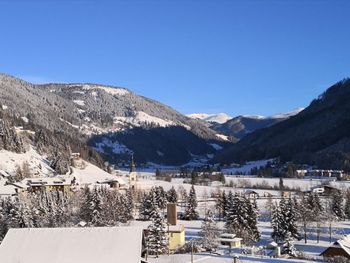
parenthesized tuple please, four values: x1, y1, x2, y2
(320, 235, 350, 257)
(25, 177, 71, 187)
(97, 178, 126, 185)
(0, 227, 143, 263)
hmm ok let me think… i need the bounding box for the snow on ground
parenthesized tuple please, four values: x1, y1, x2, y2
(222, 160, 274, 175)
(0, 147, 54, 177)
(93, 137, 133, 154)
(210, 143, 223, 151)
(64, 162, 120, 186)
(225, 176, 334, 192)
(148, 254, 313, 263)
(79, 84, 130, 96)
(73, 99, 85, 106)
(187, 113, 232, 124)
(216, 134, 229, 141)
(113, 111, 174, 128)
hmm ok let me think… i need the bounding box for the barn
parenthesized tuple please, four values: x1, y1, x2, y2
(320, 235, 350, 259)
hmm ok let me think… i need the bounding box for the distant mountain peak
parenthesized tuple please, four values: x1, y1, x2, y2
(187, 113, 232, 124)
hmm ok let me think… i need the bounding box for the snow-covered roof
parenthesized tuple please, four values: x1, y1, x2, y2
(0, 227, 143, 263)
(0, 183, 17, 196)
(25, 177, 71, 186)
(321, 235, 350, 257)
(97, 178, 126, 185)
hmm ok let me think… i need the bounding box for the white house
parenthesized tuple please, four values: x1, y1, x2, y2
(0, 227, 143, 263)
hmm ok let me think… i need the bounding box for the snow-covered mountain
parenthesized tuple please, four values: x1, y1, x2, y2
(192, 108, 304, 140)
(0, 73, 229, 166)
(187, 113, 232, 124)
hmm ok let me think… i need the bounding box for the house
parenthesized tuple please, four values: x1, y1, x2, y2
(320, 235, 350, 259)
(0, 183, 18, 198)
(219, 233, 242, 249)
(0, 227, 144, 263)
(25, 178, 72, 193)
(168, 224, 186, 251)
(244, 190, 259, 199)
(281, 191, 292, 198)
(310, 186, 325, 194)
(97, 178, 127, 189)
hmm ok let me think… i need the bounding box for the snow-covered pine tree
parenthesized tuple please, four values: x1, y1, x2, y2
(167, 186, 178, 203)
(90, 186, 104, 226)
(147, 206, 168, 257)
(215, 190, 227, 220)
(155, 186, 167, 210)
(199, 209, 220, 252)
(271, 202, 286, 243)
(225, 191, 236, 233)
(184, 185, 199, 220)
(139, 191, 156, 221)
(345, 190, 350, 219)
(245, 197, 260, 244)
(286, 197, 299, 240)
(79, 186, 93, 223)
(125, 189, 135, 220)
(283, 232, 297, 257)
(331, 190, 345, 221)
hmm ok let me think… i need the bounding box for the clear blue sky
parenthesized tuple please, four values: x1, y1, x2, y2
(1, 0, 350, 116)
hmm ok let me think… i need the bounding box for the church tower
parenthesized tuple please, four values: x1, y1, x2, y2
(129, 155, 137, 189)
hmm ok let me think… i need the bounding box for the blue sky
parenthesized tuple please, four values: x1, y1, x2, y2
(1, 0, 350, 116)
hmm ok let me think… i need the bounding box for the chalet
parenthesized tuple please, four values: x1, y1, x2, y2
(0, 183, 17, 198)
(25, 178, 71, 193)
(168, 224, 186, 251)
(320, 235, 350, 259)
(244, 190, 259, 199)
(0, 227, 144, 263)
(97, 178, 127, 189)
(219, 233, 242, 250)
(281, 191, 292, 198)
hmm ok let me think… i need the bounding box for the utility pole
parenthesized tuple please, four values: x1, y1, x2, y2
(191, 240, 194, 263)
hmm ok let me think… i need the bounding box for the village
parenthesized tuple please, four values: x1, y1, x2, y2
(0, 150, 350, 263)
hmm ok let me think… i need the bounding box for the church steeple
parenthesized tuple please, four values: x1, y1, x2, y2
(130, 155, 136, 173)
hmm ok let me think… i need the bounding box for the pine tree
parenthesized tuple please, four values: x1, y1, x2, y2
(90, 186, 104, 226)
(246, 197, 260, 244)
(215, 190, 227, 220)
(331, 190, 345, 221)
(271, 202, 285, 243)
(286, 198, 299, 240)
(155, 186, 167, 210)
(225, 191, 237, 233)
(79, 186, 93, 223)
(283, 232, 297, 257)
(199, 209, 220, 252)
(345, 190, 350, 219)
(184, 185, 198, 220)
(167, 186, 178, 203)
(147, 206, 168, 257)
(125, 189, 134, 220)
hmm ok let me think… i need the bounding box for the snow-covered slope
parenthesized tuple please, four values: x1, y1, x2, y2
(0, 73, 229, 166)
(187, 113, 232, 124)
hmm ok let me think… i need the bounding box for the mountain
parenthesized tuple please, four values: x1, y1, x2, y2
(187, 113, 232, 124)
(208, 108, 304, 140)
(0, 73, 230, 166)
(214, 79, 350, 171)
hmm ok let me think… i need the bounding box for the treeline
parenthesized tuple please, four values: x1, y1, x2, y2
(0, 187, 135, 241)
